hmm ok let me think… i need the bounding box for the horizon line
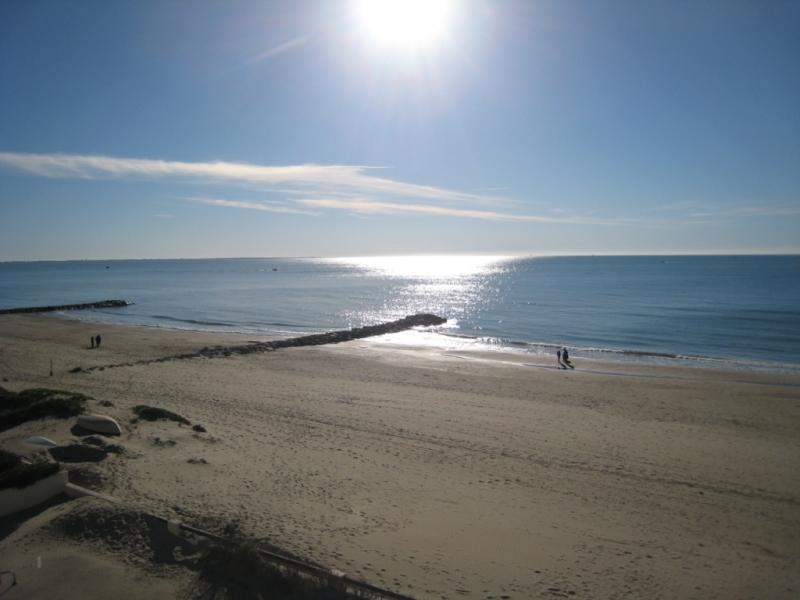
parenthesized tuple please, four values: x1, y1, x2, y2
(2, 251, 799, 264)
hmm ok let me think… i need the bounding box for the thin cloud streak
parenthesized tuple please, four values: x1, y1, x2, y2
(726, 204, 800, 217)
(250, 35, 311, 63)
(187, 197, 319, 216)
(188, 195, 644, 225)
(651, 200, 800, 218)
(0, 151, 490, 204)
(0, 152, 735, 227)
(298, 198, 646, 225)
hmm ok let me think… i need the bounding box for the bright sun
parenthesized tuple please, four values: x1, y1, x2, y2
(353, 0, 453, 50)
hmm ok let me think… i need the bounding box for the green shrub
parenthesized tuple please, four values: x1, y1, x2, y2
(132, 405, 190, 425)
(0, 456, 60, 490)
(0, 388, 88, 429)
(195, 541, 370, 600)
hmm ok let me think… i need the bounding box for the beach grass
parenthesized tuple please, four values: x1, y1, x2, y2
(47, 498, 388, 600)
(132, 404, 190, 425)
(0, 387, 88, 430)
(0, 449, 60, 490)
(195, 540, 375, 600)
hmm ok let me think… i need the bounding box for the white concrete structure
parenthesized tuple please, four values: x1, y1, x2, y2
(0, 470, 68, 517)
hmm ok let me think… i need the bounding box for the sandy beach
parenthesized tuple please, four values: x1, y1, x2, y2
(1, 313, 799, 599)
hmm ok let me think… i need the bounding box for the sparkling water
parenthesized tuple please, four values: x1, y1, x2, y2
(1, 255, 798, 371)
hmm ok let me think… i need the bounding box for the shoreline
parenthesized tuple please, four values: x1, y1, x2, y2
(3, 312, 798, 384)
(4, 254, 798, 374)
(2, 313, 799, 598)
(54, 309, 800, 375)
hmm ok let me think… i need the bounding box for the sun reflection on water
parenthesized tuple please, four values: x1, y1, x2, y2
(327, 255, 515, 328)
(326, 254, 512, 279)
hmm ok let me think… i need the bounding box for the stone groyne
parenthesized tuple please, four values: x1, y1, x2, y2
(0, 300, 130, 315)
(79, 313, 447, 372)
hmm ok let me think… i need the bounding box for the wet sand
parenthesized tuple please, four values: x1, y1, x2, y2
(1, 313, 799, 599)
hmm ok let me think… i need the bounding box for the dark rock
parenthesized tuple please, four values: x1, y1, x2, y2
(151, 437, 176, 447)
(187, 457, 209, 465)
(79, 436, 127, 455)
(66, 465, 106, 490)
(82, 435, 109, 447)
(192, 424, 207, 433)
(98, 399, 114, 407)
(49, 443, 107, 463)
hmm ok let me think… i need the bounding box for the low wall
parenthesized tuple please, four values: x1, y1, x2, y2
(0, 470, 68, 517)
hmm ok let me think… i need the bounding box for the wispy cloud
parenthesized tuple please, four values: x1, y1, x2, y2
(651, 200, 800, 219)
(153, 213, 174, 218)
(181, 195, 655, 226)
(250, 34, 311, 63)
(297, 198, 647, 225)
(0, 151, 489, 204)
(187, 197, 318, 216)
(725, 204, 800, 217)
(0, 151, 724, 227)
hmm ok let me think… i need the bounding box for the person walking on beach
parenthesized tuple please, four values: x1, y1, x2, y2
(556, 349, 564, 369)
(90, 336, 95, 349)
(562, 347, 574, 369)
(95, 334, 102, 348)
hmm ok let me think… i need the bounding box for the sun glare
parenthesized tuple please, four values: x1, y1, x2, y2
(328, 255, 512, 279)
(353, 0, 453, 50)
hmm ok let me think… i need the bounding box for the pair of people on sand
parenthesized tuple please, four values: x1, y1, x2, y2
(557, 347, 574, 369)
(89, 334, 102, 349)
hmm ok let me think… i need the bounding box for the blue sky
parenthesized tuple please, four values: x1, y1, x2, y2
(1, 0, 798, 260)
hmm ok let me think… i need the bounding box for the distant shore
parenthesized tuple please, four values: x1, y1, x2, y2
(1, 313, 799, 599)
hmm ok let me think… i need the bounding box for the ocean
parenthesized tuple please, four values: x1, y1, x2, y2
(1, 255, 798, 372)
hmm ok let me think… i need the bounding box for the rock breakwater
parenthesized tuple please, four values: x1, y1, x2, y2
(78, 313, 447, 372)
(0, 300, 130, 315)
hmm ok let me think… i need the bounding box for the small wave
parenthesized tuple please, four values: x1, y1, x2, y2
(257, 321, 310, 329)
(434, 331, 477, 341)
(151, 315, 234, 327)
(401, 329, 800, 373)
(575, 346, 680, 359)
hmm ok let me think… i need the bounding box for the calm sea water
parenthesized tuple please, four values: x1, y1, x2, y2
(1, 255, 798, 372)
